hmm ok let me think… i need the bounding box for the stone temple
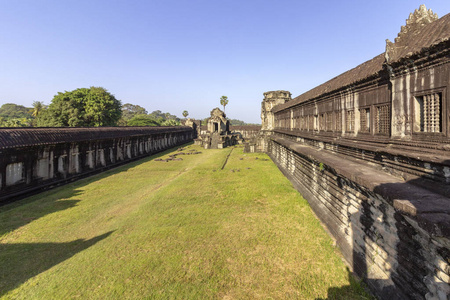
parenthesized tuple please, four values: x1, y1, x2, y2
(194, 107, 240, 149)
(0, 5, 449, 300)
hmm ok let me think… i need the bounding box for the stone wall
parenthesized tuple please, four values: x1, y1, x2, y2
(200, 125, 261, 136)
(229, 125, 261, 139)
(0, 126, 194, 203)
(269, 135, 449, 299)
(266, 7, 450, 299)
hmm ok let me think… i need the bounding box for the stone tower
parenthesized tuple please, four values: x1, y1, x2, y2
(245, 90, 291, 153)
(261, 90, 291, 131)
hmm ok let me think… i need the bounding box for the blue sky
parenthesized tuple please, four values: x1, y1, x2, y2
(1, 1, 449, 123)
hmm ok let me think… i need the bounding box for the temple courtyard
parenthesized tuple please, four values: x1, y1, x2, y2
(0, 144, 371, 299)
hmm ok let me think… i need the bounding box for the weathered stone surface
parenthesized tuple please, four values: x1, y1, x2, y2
(261, 90, 291, 131)
(195, 108, 242, 149)
(269, 140, 449, 299)
(261, 6, 450, 300)
(386, 5, 440, 64)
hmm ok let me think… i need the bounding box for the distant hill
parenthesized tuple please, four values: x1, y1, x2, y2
(0, 103, 32, 119)
(0, 103, 33, 127)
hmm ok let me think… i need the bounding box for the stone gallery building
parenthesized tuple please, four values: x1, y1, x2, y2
(262, 5, 450, 300)
(0, 127, 194, 202)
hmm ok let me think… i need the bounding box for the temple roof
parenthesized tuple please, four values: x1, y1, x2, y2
(0, 127, 191, 150)
(386, 6, 449, 63)
(274, 6, 450, 112)
(274, 53, 386, 112)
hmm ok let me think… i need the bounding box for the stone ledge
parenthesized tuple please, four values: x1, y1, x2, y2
(272, 136, 450, 238)
(274, 129, 450, 165)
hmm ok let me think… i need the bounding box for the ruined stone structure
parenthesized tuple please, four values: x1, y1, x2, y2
(194, 108, 240, 149)
(260, 5, 450, 299)
(242, 91, 292, 153)
(0, 127, 194, 202)
(261, 90, 292, 131)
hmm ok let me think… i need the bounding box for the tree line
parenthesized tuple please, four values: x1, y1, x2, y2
(0, 87, 182, 127)
(0, 88, 257, 127)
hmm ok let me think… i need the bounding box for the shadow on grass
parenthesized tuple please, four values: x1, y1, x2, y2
(316, 268, 371, 300)
(0, 231, 114, 296)
(0, 196, 82, 237)
(0, 143, 194, 236)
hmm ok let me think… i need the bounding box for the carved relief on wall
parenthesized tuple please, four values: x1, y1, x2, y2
(394, 114, 409, 134)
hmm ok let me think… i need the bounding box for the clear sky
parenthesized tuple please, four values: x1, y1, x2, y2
(1, 1, 449, 123)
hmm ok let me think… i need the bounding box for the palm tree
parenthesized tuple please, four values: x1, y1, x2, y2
(220, 96, 228, 113)
(32, 101, 44, 117)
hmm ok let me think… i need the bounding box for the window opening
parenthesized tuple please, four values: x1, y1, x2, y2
(360, 108, 370, 133)
(414, 92, 442, 133)
(346, 110, 355, 132)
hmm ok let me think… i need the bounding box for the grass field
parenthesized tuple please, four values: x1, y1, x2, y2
(0, 144, 371, 299)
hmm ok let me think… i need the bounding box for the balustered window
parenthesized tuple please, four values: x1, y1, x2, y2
(359, 108, 370, 133)
(414, 92, 442, 133)
(375, 105, 390, 134)
(293, 109, 301, 130)
(346, 110, 355, 132)
(335, 111, 342, 132)
(319, 114, 325, 131)
(326, 112, 333, 131)
(308, 115, 314, 131)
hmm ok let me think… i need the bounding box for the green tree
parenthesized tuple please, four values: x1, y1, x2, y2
(1, 118, 30, 127)
(0, 103, 32, 119)
(127, 115, 160, 127)
(220, 96, 229, 113)
(32, 101, 45, 117)
(228, 119, 261, 126)
(121, 103, 148, 121)
(0, 103, 33, 127)
(182, 110, 189, 119)
(37, 87, 122, 127)
(161, 119, 180, 126)
(149, 110, 180, 122)
(229, 119, 245, 126)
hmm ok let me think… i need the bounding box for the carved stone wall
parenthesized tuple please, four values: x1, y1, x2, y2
(267, 6, 450, 299)
(269, 139, 449, 299)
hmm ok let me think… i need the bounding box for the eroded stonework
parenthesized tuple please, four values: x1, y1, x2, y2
(243, 91, 292, 153)
(261, 90, 291, 131)
(194, 108, 238, 149)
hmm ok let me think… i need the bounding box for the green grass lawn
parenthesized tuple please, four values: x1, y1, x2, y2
(0, 145, 371, 299)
